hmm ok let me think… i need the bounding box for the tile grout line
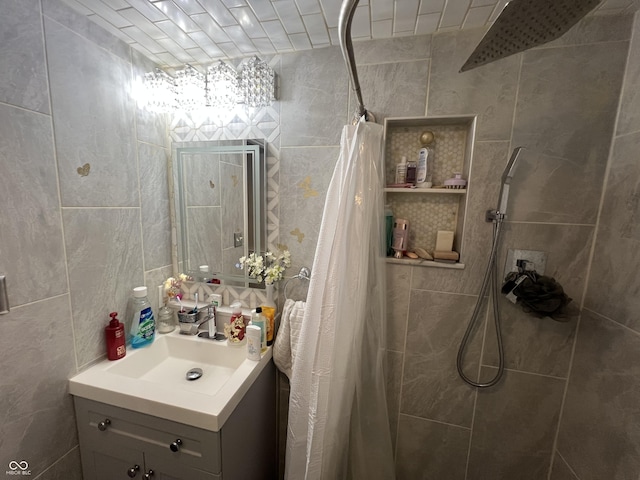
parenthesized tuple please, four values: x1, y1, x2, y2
(398, 412, 472, 431)
(393, 265, 414, 465)
(39, 0, 81, 376)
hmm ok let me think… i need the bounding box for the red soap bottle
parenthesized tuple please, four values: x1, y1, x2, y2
(105, 312, 126, 360)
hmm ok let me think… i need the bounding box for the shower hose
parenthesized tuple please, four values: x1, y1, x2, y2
(456, 218, 505, 388)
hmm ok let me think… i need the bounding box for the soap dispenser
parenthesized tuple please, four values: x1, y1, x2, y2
(105, 312, 126, 361)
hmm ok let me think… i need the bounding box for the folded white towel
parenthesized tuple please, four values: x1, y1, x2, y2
(273, 298, 306, 380)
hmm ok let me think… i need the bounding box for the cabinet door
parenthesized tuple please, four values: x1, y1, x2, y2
(143, 452, 219, 480)
(83, 444, 145, 480)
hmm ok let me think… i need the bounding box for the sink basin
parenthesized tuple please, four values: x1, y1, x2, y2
(107, 334, 245, 395)
(69, 331, 271, 431)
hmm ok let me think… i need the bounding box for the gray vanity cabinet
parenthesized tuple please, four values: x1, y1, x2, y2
(74, 361, 276, 480)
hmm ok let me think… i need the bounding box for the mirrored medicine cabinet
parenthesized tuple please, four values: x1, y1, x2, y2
(171, 139, 267, 288)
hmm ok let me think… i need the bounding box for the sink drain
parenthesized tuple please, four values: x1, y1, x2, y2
(186, 367, 203, 381)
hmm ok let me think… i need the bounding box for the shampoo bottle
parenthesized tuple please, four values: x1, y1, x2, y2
(416, 130, 434, 188)
(129, 286, 155, 348)
(105, 312, 126, 360)
(251, 307, 267, 351)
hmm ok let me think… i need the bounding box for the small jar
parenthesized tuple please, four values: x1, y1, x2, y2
(157, 304, 176, 333)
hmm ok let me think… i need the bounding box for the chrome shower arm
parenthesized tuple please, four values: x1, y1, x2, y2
(338, 0, 374, 122)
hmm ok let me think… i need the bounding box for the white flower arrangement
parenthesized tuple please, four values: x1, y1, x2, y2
(238, 250, 291, 285)
(163, 273, 191, 299)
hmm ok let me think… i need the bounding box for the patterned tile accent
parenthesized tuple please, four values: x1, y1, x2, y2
(386, 124, 468, 186)
(385, 123, 468, 252)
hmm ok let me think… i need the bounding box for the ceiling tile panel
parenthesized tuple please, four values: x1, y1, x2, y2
(230, 6, 268, 37)
(120, 25, 165, 53)
(302, 13, 331, 45)
(372, 18, 393, 38)
(60, 0, 639, 70)
(199, 0, 238, 27)
(262, 19, 294, 49)
(273, 0, 307, 34)
(419, 0, 445, 15)
(190, 12, 232, 42)
(351, 5, 371, 38)
(118, 7, 167, 38)
(394, 0, 420, 33)
(155, 20, 198, 48)
(370, 0, 393, 21)
(319, 0, 341, 27)
(289, 32, 312, 50)
(153, 1, 201, 31)
(223, 24, 259, 52)
(295, 0, 323, 15)
(440, 0, 471, 28)
(75, 0, 132, 28)
(123, 0, 168, 22)
(415, 12, 440, 34)
(168, 0, 206, 15)
(246, 0, 279, 21)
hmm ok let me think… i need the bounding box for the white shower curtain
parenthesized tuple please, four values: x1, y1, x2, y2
(285, 117, 396, 479)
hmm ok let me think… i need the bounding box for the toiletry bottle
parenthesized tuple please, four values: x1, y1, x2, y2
(406, 158, 417, 185)
(261, 286, 277, 346)
(226, 301, 246, 344)
(156, 285, 175, 334)
(129, 286, 156, 348)
(384, 204, 394, 256)
(395, 156, 407, 184)
(105, 312, 126, 360)
(246, 325, 262, 361)
(416, 131, 434, 188)
(252, 307, 267, 351)
(392, 218, 410, 259)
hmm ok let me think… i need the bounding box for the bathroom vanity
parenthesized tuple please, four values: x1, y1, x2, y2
(69, 332, 276, 479)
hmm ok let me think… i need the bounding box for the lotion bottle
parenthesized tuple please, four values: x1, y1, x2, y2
(416, 130, 434, 188)
(105, 312, 126, 360)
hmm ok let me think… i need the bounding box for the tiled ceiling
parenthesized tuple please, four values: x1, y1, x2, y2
(62, 0, 640, 68)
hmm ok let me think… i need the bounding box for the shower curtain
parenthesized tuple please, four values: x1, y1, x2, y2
(285, 117, 396, 479)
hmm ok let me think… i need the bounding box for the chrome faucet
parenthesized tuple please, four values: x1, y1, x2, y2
(199, 302, 226, 341)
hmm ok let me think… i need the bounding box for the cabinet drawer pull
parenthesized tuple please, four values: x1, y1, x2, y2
(169, 438, 183, 452)
(144, 469, 154, 479)
(127, 464, 140, 477)
(97, 419, 111, 431)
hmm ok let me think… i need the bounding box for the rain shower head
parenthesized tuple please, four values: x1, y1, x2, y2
(460, 0, 602, 72)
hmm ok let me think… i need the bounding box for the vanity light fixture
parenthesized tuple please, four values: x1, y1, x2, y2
(141, 57, 276, 113)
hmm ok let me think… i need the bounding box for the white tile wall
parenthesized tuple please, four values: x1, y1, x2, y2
(62, 0, 640, 68)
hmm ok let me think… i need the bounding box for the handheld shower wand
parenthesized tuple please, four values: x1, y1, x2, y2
(498, 146, 523, 215)
(487, 146, 524, 222)
(457, 146, 524, 388)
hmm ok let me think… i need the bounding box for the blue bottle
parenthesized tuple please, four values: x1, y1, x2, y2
(129, 286, 155, 348)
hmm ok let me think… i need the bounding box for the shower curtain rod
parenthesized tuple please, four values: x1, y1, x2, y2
(338, 0, 375, 123)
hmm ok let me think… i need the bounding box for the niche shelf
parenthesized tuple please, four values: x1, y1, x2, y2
(383, 115, 476, 269)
